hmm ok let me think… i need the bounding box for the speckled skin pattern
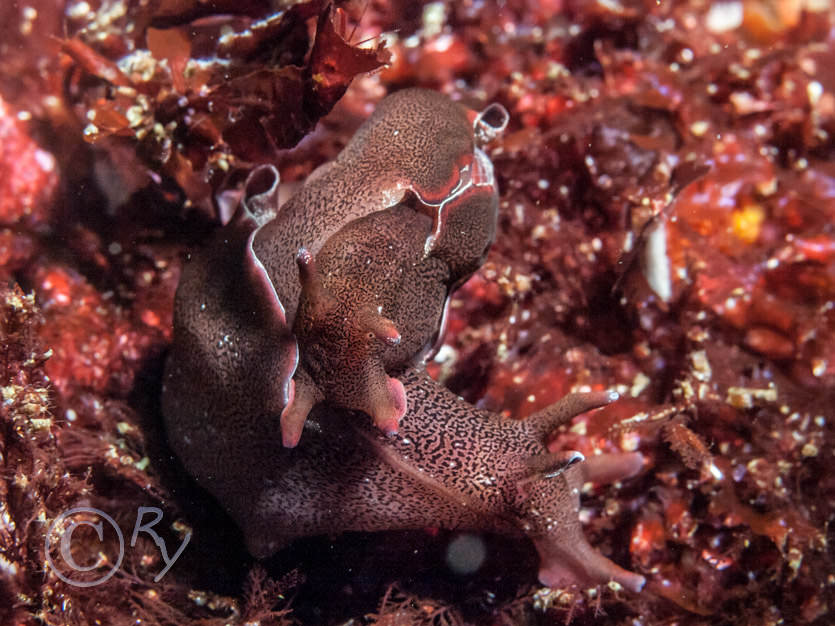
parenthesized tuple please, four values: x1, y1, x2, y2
(164, 88, 504, 446)
(294, 204, 445, 427)
(253, 88, 485, 324)
(162, 89, 645, 592)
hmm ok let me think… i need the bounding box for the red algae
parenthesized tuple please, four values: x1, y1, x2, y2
(0, 0, 834, 624)
(0, 96, 58, 231)
(0, 95, 58, 281)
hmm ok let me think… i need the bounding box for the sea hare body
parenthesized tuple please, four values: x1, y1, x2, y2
(162, 88, 645, 592)
(164, 88, 504, 446)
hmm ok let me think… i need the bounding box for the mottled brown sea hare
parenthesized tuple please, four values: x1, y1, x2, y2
(162, 88, 645, 592)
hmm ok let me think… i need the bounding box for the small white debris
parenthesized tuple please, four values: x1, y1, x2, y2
(706, 2, 743, 32)
(801, 443, 818, 457)
(706, 461, 724, 481)
(808, 81, 823, 106)
(726, 386, 778, 409)
(643, 219, 672, 302)
(630, 373, 651, 398)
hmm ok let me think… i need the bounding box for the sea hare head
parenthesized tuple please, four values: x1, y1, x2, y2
(292, 204, 442, 430)
(290, 163, 502, 434)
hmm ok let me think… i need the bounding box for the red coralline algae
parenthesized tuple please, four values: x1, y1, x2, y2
(0, 95, 58, 280)
(31, 262, 160, 397)
(0, 97, 57, 230)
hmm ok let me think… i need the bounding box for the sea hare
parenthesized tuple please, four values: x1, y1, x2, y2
(162, 88, 645, 592)
(165, 88, 507, 447)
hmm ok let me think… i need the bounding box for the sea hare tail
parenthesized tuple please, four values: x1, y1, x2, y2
(533, 534, 646, 593)
(580, 451, 645, 484)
